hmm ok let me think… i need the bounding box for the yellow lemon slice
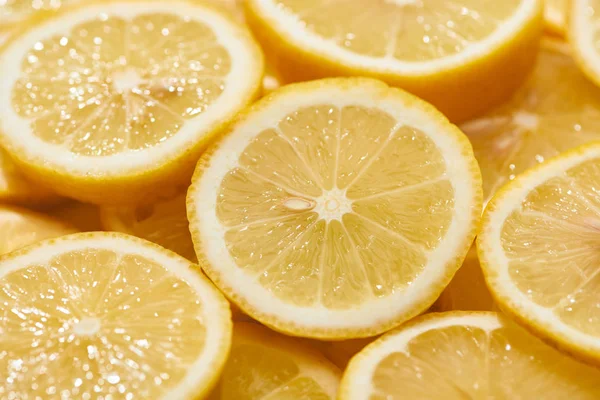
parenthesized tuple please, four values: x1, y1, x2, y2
(570, 0, 600, 87)
(479, 142, 600, 366)
(0, 204, 77, 254)
(0, 0, 263, 205)
(244, 0, 543, 122)
(101, 192, 196, 262)
(0, 232, 231, 398)
(462, 39, 600, 203)
(208, 322, 340, 399)
(340, 312, 600, 399)
(545, 0, 568, 36)
(0, 147, 61, 206)
(187, 77, 482, 339)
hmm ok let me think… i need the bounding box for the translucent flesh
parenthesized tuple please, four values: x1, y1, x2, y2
(0, 0, 80, 23)
(463, 43, 600, 201)
(105, 193, 196, 262)
(0, 248, 207, 398)
(217, 105, 454, 309)
(370, 320, 600, 399)
(0, 206, 77, 254)
(275, 0, 520, 61)
(500, 158, 600, 336)
(208, 324, 338, 400)
(12, 12, 230, 156)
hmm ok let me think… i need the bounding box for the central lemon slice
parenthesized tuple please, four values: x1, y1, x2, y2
(188, 78, 482, 339)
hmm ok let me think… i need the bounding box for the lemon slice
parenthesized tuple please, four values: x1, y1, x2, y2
(208, 322, 340, 399)
(478, 142, 600, 366)
(0, 147, 61, 205)
(187, 78, 482, 339)
(340, 312, 600, 399)
(0, 0, 263, 205)
(545, 0, 568, 35)
(0, 232, 231, 398)
(0, 0, 82, 31)
(570, 0, 600, 87)
(434, 246, 497, 312)
(462, 39, 600, 203)
(101, 192, 196, 262)
(0, 204, 77, 254)
(244, 0, 543, 122)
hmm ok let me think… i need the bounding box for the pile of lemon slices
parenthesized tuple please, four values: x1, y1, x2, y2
(2, 0, 600, 399)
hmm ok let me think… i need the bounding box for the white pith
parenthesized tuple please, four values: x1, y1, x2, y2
(572, 0, 600, 82)
(480, 145, 600, 355)
(191, 82, 478, 331)
(343, 313, 501, 400)
(0, 1, 258, 176)
(0, 233, 230, 400)
(251, 0, 540, 75)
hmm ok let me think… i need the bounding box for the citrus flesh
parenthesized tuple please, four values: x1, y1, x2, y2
(0, 0, 263, 204)
(208, 322, 340, 400)
(0, 232, 231, 399)
(462, 39, 600, 203)
(0, 205, 77, 254)
(188, 77, 482, 339)
(245, 0, 543, 121)
(570, 0, 600, 87)
(340, 312, 600, 399)
(479, 143, 600, 366)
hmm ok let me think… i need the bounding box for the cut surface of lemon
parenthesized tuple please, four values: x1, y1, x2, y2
(545, 0, 568, 35)
(570, 0, 600, 87)
(340, 312, 600, 399)
(208, 322, 340, 399)
(101, 192, 196, 262)
(187, 77, 482, 339)
(0, 205, 77, 254)
(0, 232, 232, 399)
(0, 0, 263, 205)
(434, 246, 497, 312)
(245, 0, 543, 122)
(0, 0, 82, 31)
(462, 39, 600, 202)
(479, 143, 600, 366)
(0, 147, 60, 205)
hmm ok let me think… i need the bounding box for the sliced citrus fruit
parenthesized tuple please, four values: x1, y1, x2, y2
(0, 147, 61, 206)
(244, 0, 543, 122)
(478, 143, 600, 366)
(462, 39, 600, 203)
(0, 232, 231, 398)
(101, 192, 196, 262)
(0, 0, 263, 205)
(187, 77, 482, 339)
(570, 0, 600, 87)
(434, 246, 497, 312)
(318, 337, 376, 369)
(0, 204, 77, 254)
(545, 0, 568, 35)
(0, 0, 82, 32)
(208, 322, 340, 399)
(340, 311, 600, 399)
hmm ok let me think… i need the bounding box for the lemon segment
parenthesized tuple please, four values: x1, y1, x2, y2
(340, 312, 600, 399)
(208, 322, 340, 400)
(0, 232, 231, 399)
(188, 78, 482, 339)
(0, 205, 77, 254)
(245, 0, 543, 122)
(479, 143, 600, 366)
(462, 39, 600, 203)
(0, 0, 263, 205)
